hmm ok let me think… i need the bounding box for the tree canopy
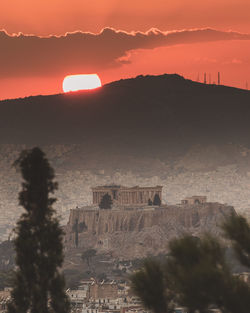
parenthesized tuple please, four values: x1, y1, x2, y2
(130, 213, 250, 313)
(8, 147, 70, 313)
(99, 193, 112, 209)
(148, 199, 153, 206)
(153, 194, 161, 206)
(81, 249, 97, 267)
(131, 259, 174, 313)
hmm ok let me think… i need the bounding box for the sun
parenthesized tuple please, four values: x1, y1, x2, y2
(62, 74, 102, 92)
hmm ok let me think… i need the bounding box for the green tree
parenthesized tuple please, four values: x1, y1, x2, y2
(0, 269, 14, 290)
(166, 235, 233, 313)
(81, 249, 97, 267)
(153, 194, 161, 206)
(130, 215, 250, 313)
(99, 193, 112, 209)
(148, 199, 153, 206)
(223, 212, 250, 267)
(131, 236, 228, 313)
(167, 231, 250, 313)
(131, 259, 173, 313)
(8, 147, 70, 313)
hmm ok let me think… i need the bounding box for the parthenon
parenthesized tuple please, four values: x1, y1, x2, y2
(92, 185, 163, 206)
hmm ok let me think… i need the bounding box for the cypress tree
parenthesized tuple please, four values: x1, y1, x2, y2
(8, 147, 70, 313)
(148, 199, 153, 206)
(99, 193, 112, 209)
(153, 194, 161, 206)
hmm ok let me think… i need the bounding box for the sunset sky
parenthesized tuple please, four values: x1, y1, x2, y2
(1, 0, 250, 99)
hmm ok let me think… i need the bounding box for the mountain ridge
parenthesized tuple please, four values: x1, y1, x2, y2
(1, 74, 250, 149)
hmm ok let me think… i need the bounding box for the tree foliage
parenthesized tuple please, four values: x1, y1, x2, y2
(153, 194, 161, 206)
(130, 213, 250, 313)
(0, 270, 14, 290)
(8, 147, 70, 313)
(81, 249, 97, 267)
(223, 212, 250, 268)
(131, 259, 173, 313)
(166, 235, 241, 313)
(99, 193, 112, 209)
(148, 199, 153, 206)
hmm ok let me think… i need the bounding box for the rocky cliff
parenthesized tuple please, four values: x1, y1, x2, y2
(64, 203, 235, 258)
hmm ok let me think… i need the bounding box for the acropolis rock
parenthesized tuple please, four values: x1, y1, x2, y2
(64, 203, 235, 259)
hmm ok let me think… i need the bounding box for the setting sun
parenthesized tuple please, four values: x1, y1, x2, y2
(62, 74, 102, 92)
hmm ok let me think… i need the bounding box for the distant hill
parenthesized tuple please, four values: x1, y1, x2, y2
(2, 74, 250, 242)
(1, 75, 250, 283)
(1, 74, 250, 158)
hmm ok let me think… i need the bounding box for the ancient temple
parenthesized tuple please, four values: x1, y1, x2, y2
(92, 185, 163, 206)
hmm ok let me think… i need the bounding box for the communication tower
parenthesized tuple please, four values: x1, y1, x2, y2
(218, 72, 221, 85)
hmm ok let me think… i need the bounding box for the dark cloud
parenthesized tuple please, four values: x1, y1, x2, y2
(0, 27, 250, 78)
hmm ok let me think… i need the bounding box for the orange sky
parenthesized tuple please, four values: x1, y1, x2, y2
(0, 0, 250, 99)
(1, 0, 250, 34)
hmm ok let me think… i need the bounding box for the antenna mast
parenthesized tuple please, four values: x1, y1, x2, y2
(218, 72, 221, 85)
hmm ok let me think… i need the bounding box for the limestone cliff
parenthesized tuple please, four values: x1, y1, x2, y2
(64, 203, 235, 258)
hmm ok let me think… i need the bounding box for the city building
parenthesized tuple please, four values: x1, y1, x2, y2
(89, 281, 118, 300)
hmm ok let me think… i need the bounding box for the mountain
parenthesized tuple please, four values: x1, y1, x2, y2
(1, 74, 250, 153)
(1, 74, 250, 241)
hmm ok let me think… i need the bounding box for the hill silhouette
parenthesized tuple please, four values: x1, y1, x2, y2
(2, 75, 250, 241)
(1, 74, 250, 158)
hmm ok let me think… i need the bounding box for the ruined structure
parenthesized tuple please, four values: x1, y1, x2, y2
(92, 185, 163, 206)
(181, 196, 207, 205)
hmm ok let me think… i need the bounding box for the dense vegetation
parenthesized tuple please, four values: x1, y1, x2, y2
(131, 213, 250, 313)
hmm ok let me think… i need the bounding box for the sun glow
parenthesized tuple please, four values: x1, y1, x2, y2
(62, 74, 102, 92)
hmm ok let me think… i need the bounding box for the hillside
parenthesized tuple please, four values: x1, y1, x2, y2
(1, 74, 250, 241)
(1, 74, 250, 151)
